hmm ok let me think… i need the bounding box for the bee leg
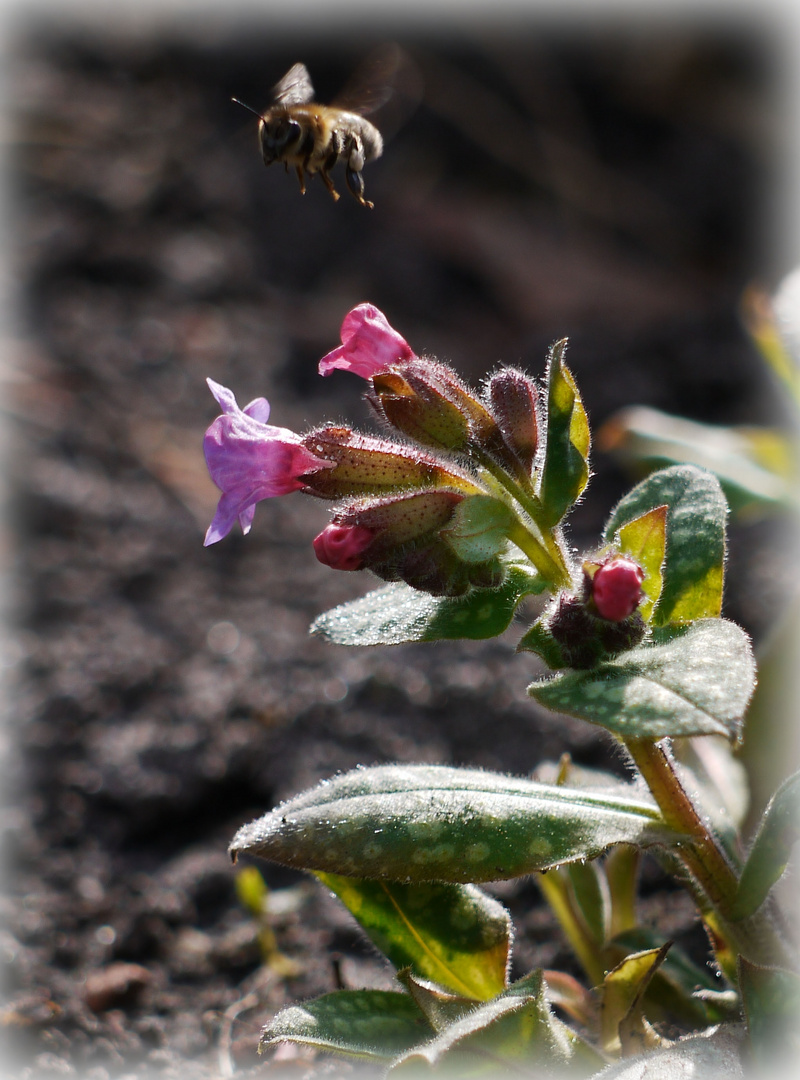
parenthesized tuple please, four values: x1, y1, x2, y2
(319, 168, 341, 202)
(345, 166, 373, 209)
(344, 135, 373, 208)
(319, 144, 342, 201)
(294, 165, 307, 195)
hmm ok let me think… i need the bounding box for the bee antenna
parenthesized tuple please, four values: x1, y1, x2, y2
(231, 97, 263, 120)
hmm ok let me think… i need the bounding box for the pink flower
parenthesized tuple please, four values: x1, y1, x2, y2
(312, 524, 375, 571)
(591, 556, 645, 622)
(203, 379, 332, 546)
(318, 303, 416, 378)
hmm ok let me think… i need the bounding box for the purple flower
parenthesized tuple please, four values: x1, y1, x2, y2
(318, 303, 416, 378)
(203, 379, 332, 546)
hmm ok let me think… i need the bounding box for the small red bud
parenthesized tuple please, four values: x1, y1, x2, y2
(591, 557, 645, 622)
(313, 524, 375, 571)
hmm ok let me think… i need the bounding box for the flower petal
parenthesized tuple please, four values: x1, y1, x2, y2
(318, 303, 416, 378)
(202, 380, 331, 544)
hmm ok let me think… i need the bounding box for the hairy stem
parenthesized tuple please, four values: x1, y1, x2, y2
(472, 450, 571, 586)
(506, 519, 569, 585)
(626, 738, 738, 910)
(625, 737, 786, 969)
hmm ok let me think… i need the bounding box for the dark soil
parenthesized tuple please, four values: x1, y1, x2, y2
(0, 13, 791, 1080)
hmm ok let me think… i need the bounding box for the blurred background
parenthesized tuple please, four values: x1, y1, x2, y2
(1, 3, 797, 1077)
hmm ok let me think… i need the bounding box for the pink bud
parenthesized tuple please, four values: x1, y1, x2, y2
(591, 557, 645, 622)
(318, 304, 416, 378)
(313, 524, 375, 571)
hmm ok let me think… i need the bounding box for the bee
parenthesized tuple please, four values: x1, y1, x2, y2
(233, 60, 388, 209)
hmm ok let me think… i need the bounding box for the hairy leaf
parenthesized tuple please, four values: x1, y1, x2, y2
(529, 619, 755, 742)
(605, 928, 726, 1026)
(739, 959, 800, 1072)
(672, 737, 750, 859)
(615, 504, 667, 622)
(316, 875, 510, 1000)
(230, 764, 678, 884)
(538, 338, 591, 527)
(259, 990, 433, 1060)
(440, 496, 514, 563)
(731, 769, 800, 921)
(389, 971, 604, 1076)
(311, 564, 544, 645)
(600, 944, 671, 1056)
(397, 971, 479, 1032)
(594, 1024, 746, 1079)
(604, 465, 727, 625)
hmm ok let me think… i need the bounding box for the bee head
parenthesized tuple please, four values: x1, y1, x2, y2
(259, 115, 303, 164)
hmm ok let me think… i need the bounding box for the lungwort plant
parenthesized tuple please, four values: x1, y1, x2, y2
(203, 303, 799, 1077)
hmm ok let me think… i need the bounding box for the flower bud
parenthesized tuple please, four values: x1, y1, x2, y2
(318, 303, 415, 378)
(369, 359, 501, 453)
(485, 368, 539, 472)
(380, 540, 504, 596)
(300, 426, 481, 499)
(544, 592, 646, 669)
(336, 489, 464, 555)
(587, 556, 645, 622)
(331, 489, 506, 596)
(313, 524, 375, 571)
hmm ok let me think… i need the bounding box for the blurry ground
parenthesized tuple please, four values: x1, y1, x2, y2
(0, 12, 792, 1080)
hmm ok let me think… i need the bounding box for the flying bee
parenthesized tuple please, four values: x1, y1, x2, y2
(233, 59, 391, 209)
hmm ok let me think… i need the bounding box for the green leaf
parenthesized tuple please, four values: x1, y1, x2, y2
(516, 615, 570, 668)
(310, 563, 544, 645)
(604, 464, 727, 625)
(315, 875, 510, 1000)
(259, 990, 433, 1061)
(567, 860, 608, 946)
(672, 736, 750, 859)
(229, 764, 679, 884)
(616, 505, 667, 622)
(538, 338, 591, 527)
(440, 495, 514, 563)
(529, 618, 755, 742)
(739, 959, 800, 1070)
(731, 770, 800, 921)
(600, 943, 671, 1056)
(594, 1024, 746, 1079)
(605, 928, 726, 1026)
(389, 970, 605, 1076)
(604, 845, 640, 939)
(397, 970, 480, 1032)
(599, 406, 798, 514)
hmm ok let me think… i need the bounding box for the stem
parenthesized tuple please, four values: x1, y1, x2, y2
(472, 449, 571, 587)
(626, 738, 738, 912)
(604, 845, 640, 938)
(506, 519, 568, 585)
(537, 869, 607, 987)
(625, 737, 786, 969)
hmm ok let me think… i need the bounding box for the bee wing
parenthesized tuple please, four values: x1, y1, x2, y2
(332, 43, 421, 121)
(270, 62, 315, 106)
